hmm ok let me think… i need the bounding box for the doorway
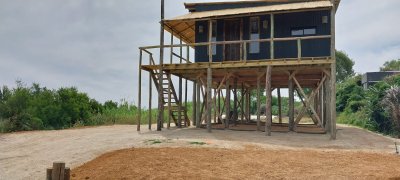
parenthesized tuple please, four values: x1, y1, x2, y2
(224, 19, 241, 61)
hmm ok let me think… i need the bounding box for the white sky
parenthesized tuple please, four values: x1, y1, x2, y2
(0, 0, 399, 105)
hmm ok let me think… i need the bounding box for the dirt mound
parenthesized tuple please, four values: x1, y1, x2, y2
(71, 147, 400, 179)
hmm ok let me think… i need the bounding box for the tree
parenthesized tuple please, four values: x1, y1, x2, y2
(336, 50, 355, 83)
(381, 85, 400, 137)
(380, 59, 400, 71)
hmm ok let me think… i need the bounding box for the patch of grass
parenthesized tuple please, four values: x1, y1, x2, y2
(189, 141, 206, 145)
(147, 139, 163, 144)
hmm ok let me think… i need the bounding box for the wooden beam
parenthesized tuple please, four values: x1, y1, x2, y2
(288, 71, 294, 131)
(192, 81, 197, 126)
(265, 65, 272, 136)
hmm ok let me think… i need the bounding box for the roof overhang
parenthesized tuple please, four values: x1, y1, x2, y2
(164, 1, 334, 44)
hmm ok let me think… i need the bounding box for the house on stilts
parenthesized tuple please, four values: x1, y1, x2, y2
(137, 0, 340, 139)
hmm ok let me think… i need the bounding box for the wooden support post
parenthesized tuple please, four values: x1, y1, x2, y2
(46, 168, 53, 180)
(178, 38, 183, 128)
(270, 14, 274, 60)
(330, 0, 337, 140)
(51, 162, 65, 180)
(148, 72, 152, 130)
(137, 50, 142, 131)
(247, 89, 251, 122)
(241, 83, 244, 123)
(207, 68, 212, 132)
(288, 72, 294, 131)
(265, 66, 272, 136)
(297, 38, 301, 59)
(196, 79, 201, 128)
(233, 79, 238, 123)
(157, 0, 165, 131)
(225, 78, 231, 129)
(277, 87, 282, 124)
(256, 76, 261, 131)
(192, 82, 197, 126)
(214, 89, 217, 123)
(184, 79, 188, 127)
(217, 88, 220, 123)
(167, 32, 173, 129)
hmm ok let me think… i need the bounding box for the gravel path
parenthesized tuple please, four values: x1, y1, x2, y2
(0, 124, 397, 179)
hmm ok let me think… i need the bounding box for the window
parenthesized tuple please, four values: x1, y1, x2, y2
(208, 21, 217, 55)
(249, 17, 260, 54)
(291, 27, 316, 36)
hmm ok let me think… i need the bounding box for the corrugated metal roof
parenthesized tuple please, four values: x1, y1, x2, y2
(164, 1, 333, 44)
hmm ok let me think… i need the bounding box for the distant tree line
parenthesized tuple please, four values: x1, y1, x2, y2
(0, 81, 143, 133)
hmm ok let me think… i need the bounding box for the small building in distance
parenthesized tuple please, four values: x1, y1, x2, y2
(362, 71, 400, 89)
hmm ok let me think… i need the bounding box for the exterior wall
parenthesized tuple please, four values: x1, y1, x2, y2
(195, 10, 331, 62)
(361, 72, 400, 89)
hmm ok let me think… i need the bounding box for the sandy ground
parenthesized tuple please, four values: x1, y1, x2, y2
(0, 124, 399, 179)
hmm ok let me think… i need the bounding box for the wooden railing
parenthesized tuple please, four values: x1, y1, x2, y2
(139, 35, 331, 65)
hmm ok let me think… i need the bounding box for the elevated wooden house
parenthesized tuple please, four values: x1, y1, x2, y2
(137, 0, 340, 139)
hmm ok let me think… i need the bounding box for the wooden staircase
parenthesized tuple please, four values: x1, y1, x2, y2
(150, 69, 190, 127)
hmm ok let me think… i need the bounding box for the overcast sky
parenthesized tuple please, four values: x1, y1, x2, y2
(1, 0, 400, 105)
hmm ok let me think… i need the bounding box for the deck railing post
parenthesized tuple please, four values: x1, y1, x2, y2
(270, 14, 274, 60)
(297, 38, 302, 60)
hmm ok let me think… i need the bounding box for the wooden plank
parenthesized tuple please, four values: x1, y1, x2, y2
(265, 65, 272, 136)
(51, 161, 65, 180)
(140, 35, 332, 50)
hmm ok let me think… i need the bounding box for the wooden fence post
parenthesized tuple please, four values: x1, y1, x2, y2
(46, 162, 70, 180)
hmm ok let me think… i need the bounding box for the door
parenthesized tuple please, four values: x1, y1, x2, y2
(224, 19, 241, 61)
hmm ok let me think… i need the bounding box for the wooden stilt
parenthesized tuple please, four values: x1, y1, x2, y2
(218, 88, 221, 123)
(214, 89, 217, 123)
(148, 72, 152, 130)
(178, 38, 183, 128)
(256, 75, 261, 131)
(330, 0, 337, 140)
(233, 79, 238, 123)
(138, 50, 142, 131)
(241, 83, 244, 123)
(157, 0, 165, 131)
(196, 79, 201, 128)
(277, 87, 282, 124)
(207, 68, 212, 132)
(288, 72, 294, 131)
(225, 78, 230, 129)
(265, 65, 272, 136)
(184, 79, 188, 127)
(247, 89, 251, 122)
(192, 82, 197, 126)
(168, 32, 173, 129)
